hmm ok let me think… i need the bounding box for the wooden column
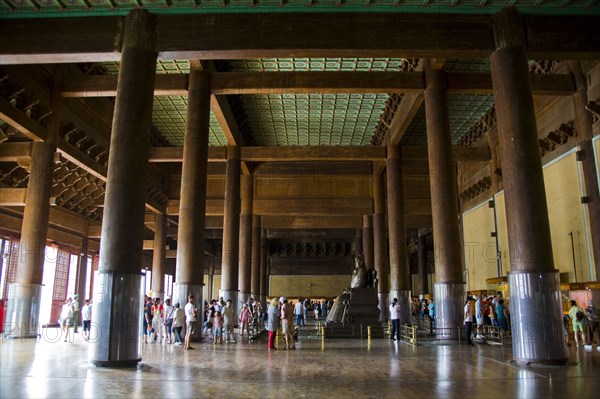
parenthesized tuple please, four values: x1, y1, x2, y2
(362, 215, 374, 270)
(386, 144, 411, 324)
(91, 9, 157, 366)
(151, 213, 167, 297)
(7, 66, 62, 339)
(373, 170, 389, 321)
(221, 146, 241, 317)
(354, 228, 363, 256)
(250, 215, 261, 300)
(418, 230, 429, 295)
(570, 61, 600, 280)
(238, 174, 253, 306)
(173, 67, 210, 340)
(260, 228, 268, 306)
(486, 130, 501, 194)
(490, 8, 566, 365)
(424, 58, 464, 338)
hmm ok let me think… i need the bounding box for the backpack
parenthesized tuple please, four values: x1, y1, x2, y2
(576, 311, 585, 321)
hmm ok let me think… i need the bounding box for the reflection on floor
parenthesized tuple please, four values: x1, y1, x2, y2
(1, 330, 599, 398)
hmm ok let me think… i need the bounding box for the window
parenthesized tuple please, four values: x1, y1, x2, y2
(66, 254, 79, 300)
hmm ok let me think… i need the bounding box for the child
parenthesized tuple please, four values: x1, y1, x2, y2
(239, 304, 252, 337)
(213, 311, 223, 344)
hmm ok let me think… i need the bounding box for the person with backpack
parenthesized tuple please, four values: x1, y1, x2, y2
(568, 300, 587, 348)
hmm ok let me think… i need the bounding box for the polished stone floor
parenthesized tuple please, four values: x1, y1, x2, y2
(1, 330, 599, 399)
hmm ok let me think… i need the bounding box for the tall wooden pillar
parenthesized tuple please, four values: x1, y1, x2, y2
(417, 231, 429, 295)
(354, 228, 363, 256)
(362, 215, 374, 270)
(250, 216, 261, 300)
(151, 213, 167, 298)
(373, 170, 389, 321)
(491, 8, 567, 365)
(91, 9, 157, 366)
(570, 61, 600, 280)
(238, 174, 253, 307)
(6, 67, 63, 339)
(173, 67, 210, 341)
(221, 146, 241, 319)
(424, 59, 465, 340)
(260, 228, 268, 307)
(386, 144, 411, 324)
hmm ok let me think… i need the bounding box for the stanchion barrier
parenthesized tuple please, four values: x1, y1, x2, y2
(321, 326, 325, 351)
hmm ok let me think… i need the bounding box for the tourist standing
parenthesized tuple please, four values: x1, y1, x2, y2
(239, 304, 252, 337)
(172, 303, 184, 346)
(389, 298, 400, 341)
(60, 298, 73, 342)
(81, 299, 92, 341)
(464, 297, 474, 346)
(267, 298, 280, 350)
(569, 300, 587, 348)
(163, 298, 174, 344)
(184, 295, 196, 350)
(585, 299, 600, 351)
(222, 299, 235, 343)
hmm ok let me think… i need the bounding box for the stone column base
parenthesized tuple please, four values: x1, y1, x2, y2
(378, 292, 389, 322)
(90, 272, 142, 367)
(434, 282, 465, 340)
(5, 283, 42, 339)
(508, 270, 568, 365)
(238, 292, 250, 309)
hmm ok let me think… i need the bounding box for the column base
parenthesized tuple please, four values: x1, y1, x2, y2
(390, 289, 412, 325)
(508, 270, 568, 365)
(173, 282, 203, 341)
(5, 283, 42, 339)
(93, 359, 141, 368)
(378, 292, 389, 322)
(90, 272, 142, 367)
(434, 282, 465, 340)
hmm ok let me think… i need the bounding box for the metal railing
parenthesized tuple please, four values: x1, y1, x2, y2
(399, 324, 418, 346)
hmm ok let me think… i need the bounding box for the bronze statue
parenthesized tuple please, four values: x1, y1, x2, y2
(326, 288, 351, 323)
(350, 254, 367, 288)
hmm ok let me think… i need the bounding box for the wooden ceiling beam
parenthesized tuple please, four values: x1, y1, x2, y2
(166, 198, 224, 216)
(0, 188, 28, 206)
(242, 146, 385, 162)
(60, 71, 574, 98)
(148, 145, 488, 163)
(0, 97, 47, 142)
(253, 198, 373, 216)
(61, 74, 188, 98)
(0, 142, 32, 162)
(1, 14, 597, 65)
(261, 215, 363, 229)
(148, 146, 227, 162)
(211, 71, 424, 95)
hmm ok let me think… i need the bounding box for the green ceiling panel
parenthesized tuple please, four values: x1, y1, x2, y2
(101, 60, 190, 75)
(228, 58, 411, 72)
(153, 96, 227, 146)
(401, 94, 494, 146)
(229, 57, 411, 146)
(242, 93, 388, 146)
(2, 1, 597, 18)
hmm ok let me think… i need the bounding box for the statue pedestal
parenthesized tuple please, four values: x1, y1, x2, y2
(325, 287, 383, 338)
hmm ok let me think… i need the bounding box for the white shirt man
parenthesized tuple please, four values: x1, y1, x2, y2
(389, 299, 400, 340)
(294, 301, 305, 326)
(184, 295, 196, 350)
